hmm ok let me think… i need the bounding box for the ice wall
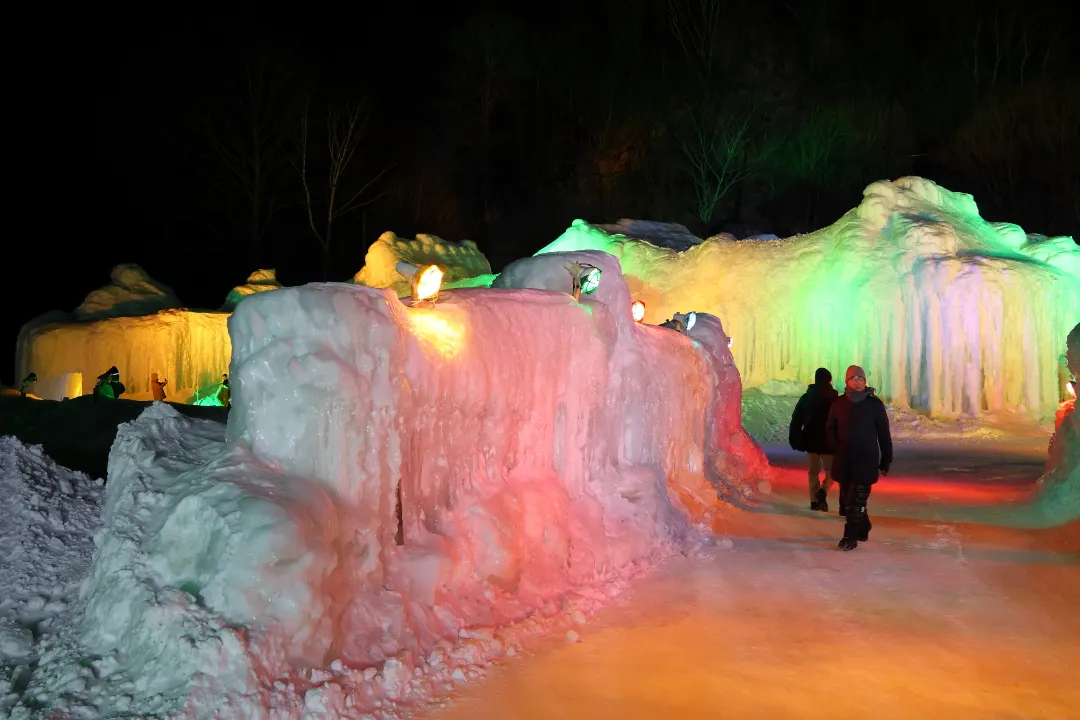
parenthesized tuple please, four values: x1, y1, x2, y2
(16, 310, 231, 402)
(67, 253, 766, 716)
(1036, 323, 1080, 524)
(352, 231, 492, 296)
(541, 177, 1080, 420)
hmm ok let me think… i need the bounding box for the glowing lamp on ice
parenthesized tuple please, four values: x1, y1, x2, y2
(413, 264, 444, 303)
(631, 300, 646, 323)
(564, 262, 602, 301)
(1069, 381, 1076, 398)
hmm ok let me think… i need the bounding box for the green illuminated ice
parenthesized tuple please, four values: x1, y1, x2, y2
(538, 177, 1080, 421)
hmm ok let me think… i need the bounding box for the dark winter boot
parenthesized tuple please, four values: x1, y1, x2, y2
(852, 484, 873, 541)
(837, 537, 858, 551)
(812, 488, 828, 512)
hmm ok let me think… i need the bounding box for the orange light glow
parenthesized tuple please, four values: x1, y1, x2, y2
(407, 307, 466, 359)
(631, 301, 646, 322)
(414, 265, 444, 302)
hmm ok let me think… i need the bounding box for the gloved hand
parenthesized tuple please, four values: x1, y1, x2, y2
(879, 461, 890, 476)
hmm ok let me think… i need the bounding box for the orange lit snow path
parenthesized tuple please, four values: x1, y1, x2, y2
(423, 439, 1080, 720)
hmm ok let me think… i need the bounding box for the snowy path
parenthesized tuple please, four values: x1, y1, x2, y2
(420, 439, 1080, 720)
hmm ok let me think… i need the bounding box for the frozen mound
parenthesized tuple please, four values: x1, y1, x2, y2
(541, 177, 1080, 421)
(74, 263, 183, 321)
(0, 438, 104, 717)
(597, 220, 704, 252)
(48, 252, 768, 717)
(220, 268, 282, 311)
(352, 231, 492, 295)
(16, 310, 231, 402)
(1035, 323, 1080, 525)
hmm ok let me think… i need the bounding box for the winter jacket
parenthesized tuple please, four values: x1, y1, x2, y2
(789, 383, 839, 453)
(825, 390, 892, 485)
(151, 378, 167, 401)
(94, 379, 126, 400)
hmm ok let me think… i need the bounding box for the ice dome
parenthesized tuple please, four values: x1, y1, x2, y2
(74, 263, 183, 321)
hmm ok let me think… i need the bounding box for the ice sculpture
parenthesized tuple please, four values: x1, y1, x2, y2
(220, 268, 282, 311)
(62, 251, 767, 716)
(1036, 322, 1080, 524)
(352, 231, 493, 296)
(539, 177, 1080, 420)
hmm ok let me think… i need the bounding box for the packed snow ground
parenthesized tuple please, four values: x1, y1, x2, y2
(421, 440, 1080, 720)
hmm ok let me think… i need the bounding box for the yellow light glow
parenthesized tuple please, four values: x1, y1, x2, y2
(631, 301, 646, 322)
(415, 265, 445, 302)
(407, 307, 466, 359)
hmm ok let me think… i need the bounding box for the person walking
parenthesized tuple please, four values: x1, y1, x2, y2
(789, 367, 839, 511)
(826, 365, 893, 551)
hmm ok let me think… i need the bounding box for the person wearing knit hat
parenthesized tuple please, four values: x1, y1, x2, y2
(789, 367, 840, 511)
(825, 364, 893, 551)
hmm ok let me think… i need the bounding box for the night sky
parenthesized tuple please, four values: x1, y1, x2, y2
(3, 0, 1077, 384)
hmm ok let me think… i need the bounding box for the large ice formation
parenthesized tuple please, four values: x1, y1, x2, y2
(1036, 323, 1080, 524)
(352, 231, 493, 296)
(16, 311, 231, 402)
(74, 263, 183, 320)
(61, 251, 767, 716)
(540, 177, 1080, 421)
(220, 268, 282, 311)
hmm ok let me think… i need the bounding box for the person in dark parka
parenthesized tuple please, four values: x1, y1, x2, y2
(826, 364, 893, 551)
(789, 367, 840, 511)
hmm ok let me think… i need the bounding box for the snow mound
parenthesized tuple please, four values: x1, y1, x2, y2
(1036, 323, 1080, 524)
(74, 263, 183, 321)
(0, 437, 103, 716)
(352, 231, 492, 294)
(540, 178, 1080, 421)
(47, 254, 767, 717)
(220, 268, 281, 311)
(597, 220, 704, 252)
(16, 310, 231, 403)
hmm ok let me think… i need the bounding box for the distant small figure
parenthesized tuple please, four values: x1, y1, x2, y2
(151, 373, 168, 402)
(93, 366, 126, 401)
(217, 374, 231, 408)
(19, 372, 37, 398)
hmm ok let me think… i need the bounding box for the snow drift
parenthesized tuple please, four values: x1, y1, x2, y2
(0, 438, 103, 717)
(352, 231, 493, 296)
(1036, 322, 1080, 525)
(540, 177, 1080, 421)
(16, 310, 231, 403)
(60, 251, 766, 716)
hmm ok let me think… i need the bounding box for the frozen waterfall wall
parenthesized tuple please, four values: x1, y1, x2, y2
(16, 310, 231, 402)
(540, 178, 1080, 420)
(220, 256, 764, 666)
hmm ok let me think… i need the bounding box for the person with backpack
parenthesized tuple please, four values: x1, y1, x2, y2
(789, 367, 840, 511)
